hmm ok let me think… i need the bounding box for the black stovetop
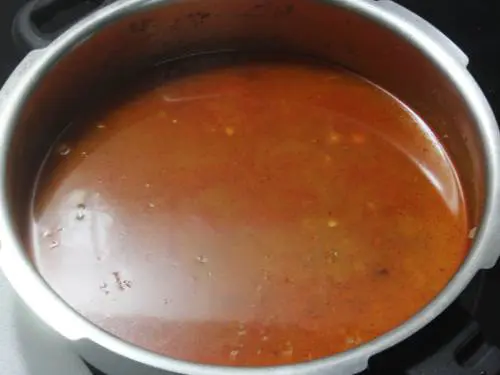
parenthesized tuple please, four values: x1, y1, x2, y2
(2, 1, 500, 374)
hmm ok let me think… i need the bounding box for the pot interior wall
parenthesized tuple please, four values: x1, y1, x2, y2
(7, 0, 484, 254)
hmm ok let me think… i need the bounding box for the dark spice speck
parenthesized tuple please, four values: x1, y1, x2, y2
(376, 268, 390, 276)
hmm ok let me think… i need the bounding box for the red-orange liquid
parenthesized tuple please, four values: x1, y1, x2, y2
(31, 53, 468, 366)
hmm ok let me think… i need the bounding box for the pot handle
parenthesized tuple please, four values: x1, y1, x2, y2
(374, 0, 469, 67)
(12, 0, 114, 53)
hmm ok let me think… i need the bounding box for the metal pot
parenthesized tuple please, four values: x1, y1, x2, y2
(1, 0, 500, 374)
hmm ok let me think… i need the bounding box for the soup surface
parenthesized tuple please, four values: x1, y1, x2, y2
(31, 53, 468, 366)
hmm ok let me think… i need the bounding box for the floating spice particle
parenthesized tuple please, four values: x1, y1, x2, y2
(121, 280, 132, 288)
(257, 349, 262, 355)
(376, 268, 390, 276)
(328, 132, 340, 143)
(172, 119, 178, 124)
(148, 202, 156, 208)
(262, 335, 269, 342)
(237, 325, 247, 336)
(346, 336, 361, 346)
(327, 249, 339, 263)
(468, 227, 477, 239)
(81, 151, 88, 158)
(281, 341, 294, 357)
(99, 282, 110, 295)
(112, 271, 132, 290)
(346, 335, 362, 346)
(225, 127, 235, 136)
(96, 123, 106, 129)
(229, 350, 239, 361)
(76, 204, 86, 220)
(145, 183, 151, 188)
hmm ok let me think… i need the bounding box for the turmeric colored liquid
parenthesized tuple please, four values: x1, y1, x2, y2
(31, 53, 468, 366)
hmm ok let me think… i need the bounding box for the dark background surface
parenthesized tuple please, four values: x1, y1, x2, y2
(396, 0, 500, 118)
(0, 1, 22, 82)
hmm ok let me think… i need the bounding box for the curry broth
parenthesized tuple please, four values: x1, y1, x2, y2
(31, 53, 468, 366)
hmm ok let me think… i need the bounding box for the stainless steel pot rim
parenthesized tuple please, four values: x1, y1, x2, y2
(1, 0, 499, 374)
